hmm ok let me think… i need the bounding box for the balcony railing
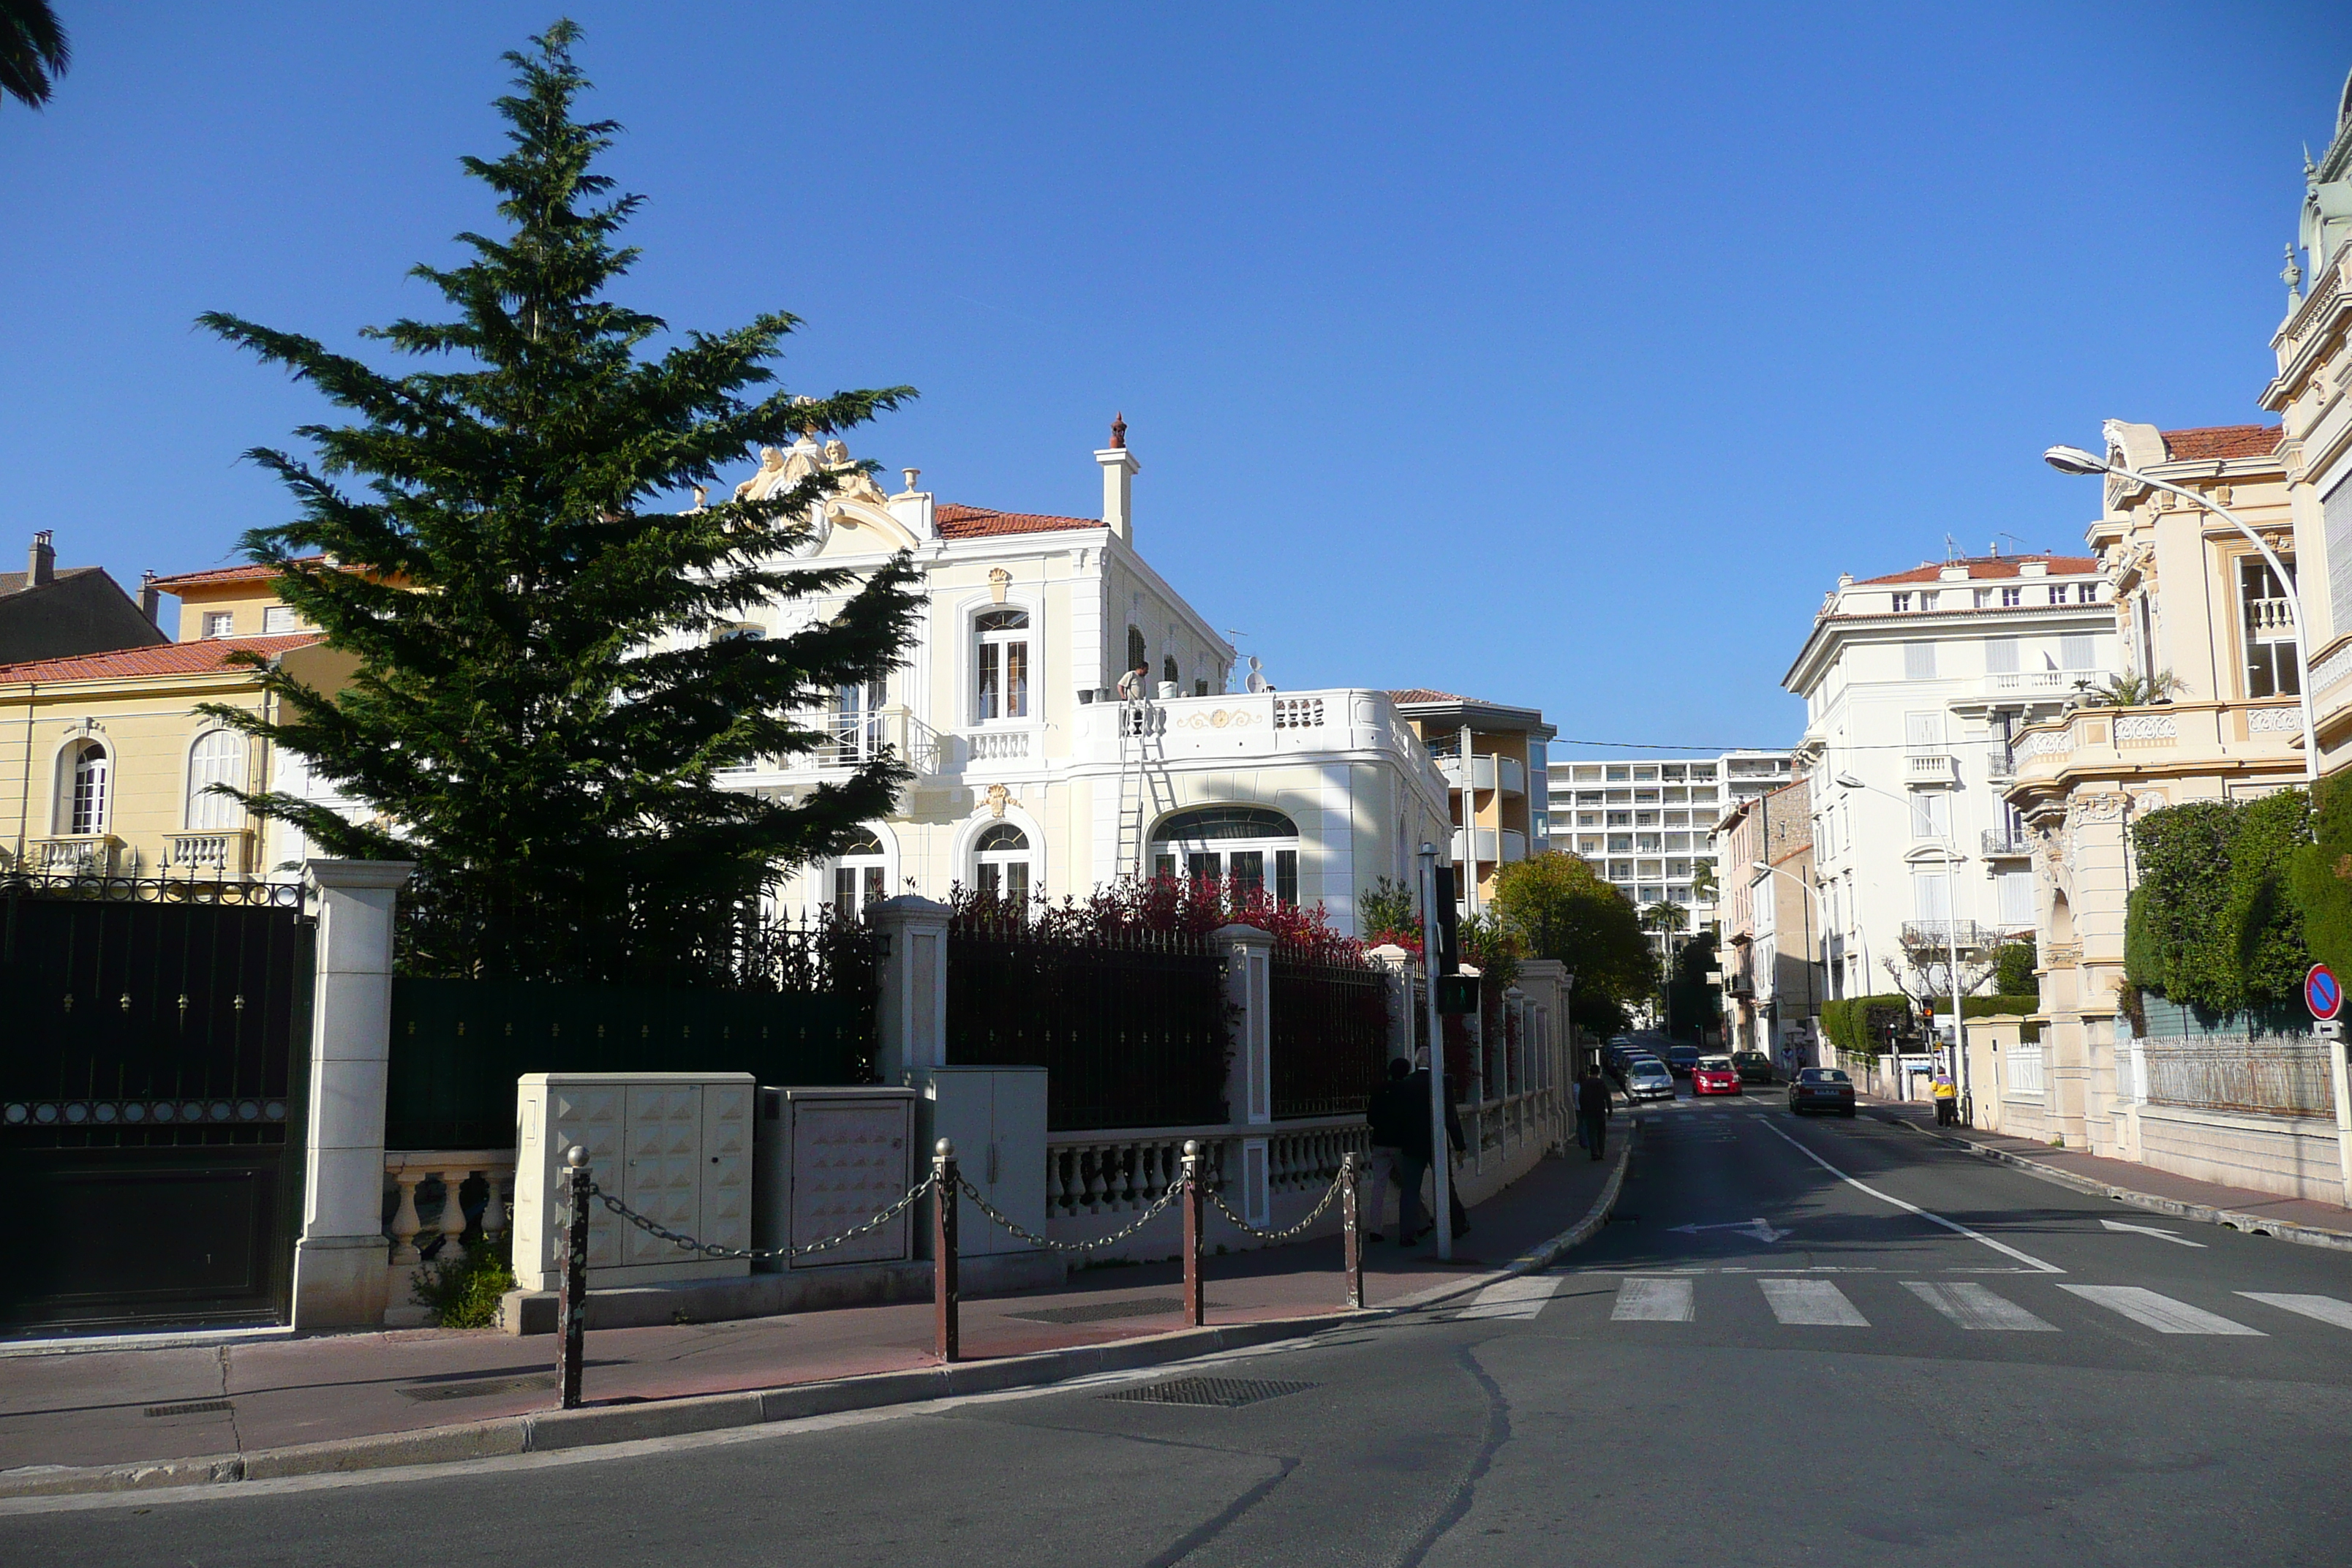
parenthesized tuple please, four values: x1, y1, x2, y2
(163, 829, 255, 875)
(1980, 828, 2031, 857)
(812, 706, 947, 773)
(1901, 920, 1994, 953)
(31, 834, 123, 876)
(2246, 596, 2296, 639)
(1905, 753, 1954, 783)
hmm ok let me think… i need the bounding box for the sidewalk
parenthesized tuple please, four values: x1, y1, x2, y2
(0, 1137, 1628, 1487)
(1875, 1101, 2352, 1248)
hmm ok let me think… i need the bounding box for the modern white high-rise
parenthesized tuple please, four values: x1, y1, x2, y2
(1784, 553, 2122, 1003)
(1546, 749, 1795, 927)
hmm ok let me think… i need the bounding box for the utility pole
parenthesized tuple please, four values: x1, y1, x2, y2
(1417, 842, 1454, 1262)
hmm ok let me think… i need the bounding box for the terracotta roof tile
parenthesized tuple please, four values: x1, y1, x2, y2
(1387, 688, 1471, 705)
(150, 555, 331, 592)
(0, 633, 323, 685)
(2160, 424, 2281, 462)
(934, 504, 1099, 540)
(1855, 554, 2100, 587)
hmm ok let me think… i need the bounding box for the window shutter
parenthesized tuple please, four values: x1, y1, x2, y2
(1904, 641, 1937, 679)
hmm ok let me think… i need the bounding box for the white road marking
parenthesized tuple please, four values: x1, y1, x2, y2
(1756, 1117, 2065, 1273)
(1760, 1278, 1869, 1327)
(2058, 1285, 2265, 1335)
(2236, 1292, 2352, 1330)
(1667, 1218, 1791, 1243)
(1456, 1274, 1566, 1320)
(1610, 1277, 1695, 1322)
(2100, 1218, 2206, 1248)
(1903, 1281, 2057, 1331)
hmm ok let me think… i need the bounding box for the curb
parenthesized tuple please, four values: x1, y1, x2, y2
(1881, 1112, 2352, 1254)
(0, 1140, 1635, 1502)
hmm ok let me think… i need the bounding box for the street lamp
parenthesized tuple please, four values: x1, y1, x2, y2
(1751, 860, 1825, 1069)
(1834, 770, 1973, 1120)
(2044, 440, 2316, 783)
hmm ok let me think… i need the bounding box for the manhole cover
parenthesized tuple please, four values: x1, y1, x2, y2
(397, 1371, 559, 1402)
(145, 1399, 232, 1418)
(1010, 1297, 1226, 1325)
(1102, 1376, 1316, 1409)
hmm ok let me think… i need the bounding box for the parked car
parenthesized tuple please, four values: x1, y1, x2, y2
(1667, 1045, 1702, 1078)
(1732, 1050, 1774, 1085)
(1626, 1058, 1677, 1102)
(1692, 1055, 1741, 1096)
(1789, 1067, 1857, 1117)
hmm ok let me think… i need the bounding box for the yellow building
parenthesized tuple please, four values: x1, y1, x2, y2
(0, 559, 344, 881)
(1388, 692, 1556, 913)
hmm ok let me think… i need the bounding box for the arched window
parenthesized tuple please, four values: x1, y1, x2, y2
(1126, 625, 1147, 679)
(832, 828, 887, 918)
(1161, 655, 1178, 690)
(61, 740, 110, 837)
(975, 608, 1030, 723)
(973, 823, 1031, 903)
(185, 729, 246, 831)
(1150, 805, 1300, 903)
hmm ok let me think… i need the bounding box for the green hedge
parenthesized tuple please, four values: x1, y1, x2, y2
(2291, 772, 2352, 982)
(2127, 789, 2312, 1013)
(1961, 994, 2038, 1019)
(1820, 994, 1912, 1053)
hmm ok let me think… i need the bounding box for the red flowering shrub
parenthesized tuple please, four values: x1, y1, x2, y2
(949, 875, 1372, 967)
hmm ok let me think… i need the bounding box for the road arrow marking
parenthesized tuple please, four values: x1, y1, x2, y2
(2100, 1218, 2206, 1248)
(1667, 1218, 1791, 1243)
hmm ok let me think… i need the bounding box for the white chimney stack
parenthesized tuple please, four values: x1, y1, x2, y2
(1096, 412, 1139, 542)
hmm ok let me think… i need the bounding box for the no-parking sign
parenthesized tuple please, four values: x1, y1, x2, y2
(2306, 963, 2342, 1022)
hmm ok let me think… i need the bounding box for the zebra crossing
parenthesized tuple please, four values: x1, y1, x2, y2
(1573, 1273, 2352, 1338)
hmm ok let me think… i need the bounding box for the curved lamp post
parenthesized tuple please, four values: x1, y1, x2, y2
(1751, 859, 1825, 1070)
(1833, 770, 1973, 1121)
(2043, 442, 2316, 783)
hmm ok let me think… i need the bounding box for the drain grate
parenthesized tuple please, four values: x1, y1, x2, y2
(145, 1399, 233, 1418)
(1102, 1376, 1316, 1409)
(1010, 1297, 1227, 1325)
(397, 1371, 559, 1402)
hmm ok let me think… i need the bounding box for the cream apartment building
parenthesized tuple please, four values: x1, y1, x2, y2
(1787, 554, 2119, 1008)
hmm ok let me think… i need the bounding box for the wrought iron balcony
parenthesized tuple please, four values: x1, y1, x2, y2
(1901, 919, 1992, 953)
(1980, 828, 2032, 857)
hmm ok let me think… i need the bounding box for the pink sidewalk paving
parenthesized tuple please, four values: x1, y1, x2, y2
(0, 1142, 1624, 1477)
(1876, 1100, 2352, 1237)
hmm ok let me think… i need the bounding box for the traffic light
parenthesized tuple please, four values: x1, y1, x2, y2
(1431, 866, 1461, 975)
(1436, 974, 1480, 1015)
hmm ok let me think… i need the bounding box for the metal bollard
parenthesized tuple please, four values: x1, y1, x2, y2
(1340, 1150, 1363, 1311)
(556, 1145, 590, 1410)
(932, 1139, 960, 1364)
(1181, 1139, 1205, 1328)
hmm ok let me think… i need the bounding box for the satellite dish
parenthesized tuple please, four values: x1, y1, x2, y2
(1244, 655, 1269, 694)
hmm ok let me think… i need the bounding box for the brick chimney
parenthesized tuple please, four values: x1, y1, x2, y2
(1096, 413, 1139, 542)
(26, 529, 55, 589)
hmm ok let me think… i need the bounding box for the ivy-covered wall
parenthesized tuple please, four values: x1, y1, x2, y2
(2289, 772, 2352, 982)
(2125, 788, 2311, 1014)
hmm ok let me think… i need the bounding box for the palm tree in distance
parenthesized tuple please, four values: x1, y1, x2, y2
(1, 0, 69, 109)
(1641, 901, 1689, 938)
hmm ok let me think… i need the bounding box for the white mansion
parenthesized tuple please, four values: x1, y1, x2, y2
(707, 423, 1454, 933)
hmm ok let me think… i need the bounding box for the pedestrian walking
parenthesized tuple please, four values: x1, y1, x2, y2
(1932, 1068, 1959, 1126)
(1578, 1066, 1612, 1160)
(1362, 1058, 1414, 1241)
(1400, 1049, 1470, 1245)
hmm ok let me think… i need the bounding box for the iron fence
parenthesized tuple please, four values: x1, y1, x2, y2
(946, 923, 1226, 1131)
(1269, 957, 1389, 1119)
(385, 915, 881, 1149)
(2139, 1036, 2336, 1120)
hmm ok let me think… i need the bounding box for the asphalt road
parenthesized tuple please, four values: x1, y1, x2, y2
(11, 1091, 2352, 1567)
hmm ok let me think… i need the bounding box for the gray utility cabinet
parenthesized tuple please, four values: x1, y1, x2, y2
(918, 1066, 1047, 1258)
(750, 1086, 917, 1273)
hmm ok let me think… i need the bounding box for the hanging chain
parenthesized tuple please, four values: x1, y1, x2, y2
(1204, 1168, 1350, 1243)
(586, 1173, 935, 1264)
(957, 1172, 1186, 1254)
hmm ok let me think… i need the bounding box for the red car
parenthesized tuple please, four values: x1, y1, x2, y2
(1692, 1055, 1742, 1096)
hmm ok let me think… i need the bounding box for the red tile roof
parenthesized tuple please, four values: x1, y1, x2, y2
(2160, 424, 2280, 462)
(150, 555, 331, 592)
(1855, 555, 2100, 587)
(0, 633, 323, 685)
(933, 503, 1101, 540)
(1388, 688, 1471, 705)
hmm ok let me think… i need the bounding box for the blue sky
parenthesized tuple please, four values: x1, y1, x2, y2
(4, 3, 2348, 754)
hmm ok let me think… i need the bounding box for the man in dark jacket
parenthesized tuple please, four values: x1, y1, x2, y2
(1398, 1052, 1471, 1245)
(1363, 1058, 1415, 1242)
(1578, 1066, 1613, 1160)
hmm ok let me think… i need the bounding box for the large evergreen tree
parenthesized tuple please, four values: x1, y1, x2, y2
(200, 22, 921, 984)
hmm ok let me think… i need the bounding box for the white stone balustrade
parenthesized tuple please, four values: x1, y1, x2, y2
(384, 1149, 515, 1262)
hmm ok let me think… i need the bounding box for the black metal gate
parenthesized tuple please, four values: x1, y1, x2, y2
(0, 875, 313, 1334)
